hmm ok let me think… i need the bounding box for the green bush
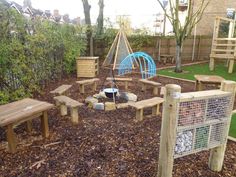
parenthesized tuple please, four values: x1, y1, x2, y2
(0, 3, 86, 104)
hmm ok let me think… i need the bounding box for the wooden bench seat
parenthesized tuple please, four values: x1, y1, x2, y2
(0, 98, 54, 153)
(76, 78, 100, 93)
(130, 97, 164, 121)
(54, 96, 83, 124)
(106, 77, 132, 90)
(139, 79, 162, 95)
(50, 84, 72, 95)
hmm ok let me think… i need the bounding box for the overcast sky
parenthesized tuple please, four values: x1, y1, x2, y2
(13, 0, 162, 29)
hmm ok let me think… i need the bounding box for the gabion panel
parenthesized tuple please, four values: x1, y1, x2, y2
(194, 126, 210, 150)
(175, 129, 194, 155)
(209, 123, 227, 147)
(178, 100, 206, 126)
(206, 96, 232, 121)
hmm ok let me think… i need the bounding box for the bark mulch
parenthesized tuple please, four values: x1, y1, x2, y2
(0, 63, 235, 177)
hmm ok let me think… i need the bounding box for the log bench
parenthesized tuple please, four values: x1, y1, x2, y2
(130, 97, 164, 121)
(139, 79, 162, 95)
(54, 96, 83, 124)
(76, 78, 100, 93)
(106, 77, 132, 90)
(50, 84, 72, 95)
(0, 98, 54, 153)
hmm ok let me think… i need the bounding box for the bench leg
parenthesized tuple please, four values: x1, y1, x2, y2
(141, 84, 146, 92)
(7, 124, 17, 153)
(80, 85, 85, 94)
(41, 111, 49, 138)
(125, 81, 128, 90)
(153, 87, 158, 95)
(70, 107, 79, 125)
(93, 82, 97, 92)
(152, 104, 160, 116)
(60, 104, 67, 116)
(136, 109, 143, 121)
(26, 120, 33, 133)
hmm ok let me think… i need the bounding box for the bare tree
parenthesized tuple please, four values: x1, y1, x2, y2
(157, 0, 210, 72)
(96, 0, 104, 36)
(81, 0, 93, 55)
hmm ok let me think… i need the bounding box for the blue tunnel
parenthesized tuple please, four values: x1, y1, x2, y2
(118, 52, 157, 79)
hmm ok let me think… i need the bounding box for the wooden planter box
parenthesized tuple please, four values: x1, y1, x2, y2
(76, 57, 99, 78)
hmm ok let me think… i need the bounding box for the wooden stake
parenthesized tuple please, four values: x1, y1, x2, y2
(7, 124, 17, 153)
(41, 111, 49, 138)
(209, 58, 214, 71)
(228, 60, 234, 73)
(158, 84, 181, 177)
(208, 80, 236, 172)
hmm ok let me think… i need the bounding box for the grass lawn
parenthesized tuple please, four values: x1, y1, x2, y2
(230, 114, 236, 138)
(158, 62, 236, 137)
(158, 62, 236, 81)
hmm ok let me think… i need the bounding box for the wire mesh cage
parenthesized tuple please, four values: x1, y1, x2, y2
(174, 92, 233, 158)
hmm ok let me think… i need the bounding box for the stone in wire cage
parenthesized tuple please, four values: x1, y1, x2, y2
(174, 95, 233, 158)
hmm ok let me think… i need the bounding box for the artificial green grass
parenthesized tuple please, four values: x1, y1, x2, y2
(158, 62, 236, 137)
(158, 63, 236, 81)
(229, 114, 236, 138)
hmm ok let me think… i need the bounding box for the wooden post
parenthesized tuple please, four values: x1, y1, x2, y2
(70, 107, 79, 125)
(153, 87, 158, 95)
(41, 111, 49, 138)
(136, 109, 143, 121)
(158, 84, 181, 177)
(228, 60, 234, 73)
(125, 81, 128, 90)
(60, 104, 67, 116)
(7, 124, 17, 153)
(209, 58, 214, 71)
(208, 80, 236, 172)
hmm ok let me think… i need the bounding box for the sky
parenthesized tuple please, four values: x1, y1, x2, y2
(13, 0, 163, 30)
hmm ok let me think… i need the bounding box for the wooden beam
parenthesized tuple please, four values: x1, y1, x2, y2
(41, 111, 49, 138)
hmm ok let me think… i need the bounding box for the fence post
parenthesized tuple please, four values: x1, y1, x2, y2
(208, 80, 236, 171)
(157, 84, 181, 177)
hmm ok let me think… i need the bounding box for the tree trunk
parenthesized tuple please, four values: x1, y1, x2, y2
(175, 44, 182, 73)
(96, 0, 104, 36)
(81, 0, 93, 56)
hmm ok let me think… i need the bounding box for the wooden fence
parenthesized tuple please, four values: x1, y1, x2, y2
(94, 35, 213, 61)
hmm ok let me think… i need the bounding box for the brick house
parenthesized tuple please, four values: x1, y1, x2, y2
(193, 0, 236, 36)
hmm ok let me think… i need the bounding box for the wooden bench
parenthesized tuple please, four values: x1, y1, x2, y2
(139, 79, 162, 95)
(54, 96, 83, 124)
(130, 97, 164, 121)
(160, 55, 175, 64)
(76, 78, 100, 93)
(194, 75, 225, 91)
(50, 84, 72, 95)
(0, 98, 54, 153)
(106, 77, 132, 90)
